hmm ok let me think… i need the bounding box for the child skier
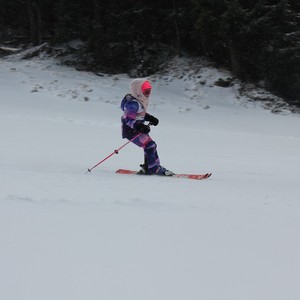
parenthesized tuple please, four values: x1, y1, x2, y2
(120, 78, 174, 176)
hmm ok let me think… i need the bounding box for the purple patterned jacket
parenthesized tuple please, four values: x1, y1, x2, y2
(120, 94, 147, 139)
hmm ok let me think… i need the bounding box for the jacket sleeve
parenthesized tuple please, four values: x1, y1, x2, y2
(123, 100, 142, 129)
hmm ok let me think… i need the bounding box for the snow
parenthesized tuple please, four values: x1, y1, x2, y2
(1, 55, 300, 300)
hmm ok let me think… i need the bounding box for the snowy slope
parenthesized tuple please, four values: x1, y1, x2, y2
(1, 55, 300, 300)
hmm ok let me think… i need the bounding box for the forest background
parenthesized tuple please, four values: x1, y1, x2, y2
(1, 0, 300, 108)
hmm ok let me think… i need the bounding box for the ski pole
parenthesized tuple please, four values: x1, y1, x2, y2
(85, 133, 142, 174)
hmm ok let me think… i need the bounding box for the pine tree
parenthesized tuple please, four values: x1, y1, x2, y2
(260, 0, 300, 101)
(245, 0, 300, 102)
(192, 0, 228, 63)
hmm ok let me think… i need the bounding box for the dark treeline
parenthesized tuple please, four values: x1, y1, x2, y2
(1, 0, 300, 106)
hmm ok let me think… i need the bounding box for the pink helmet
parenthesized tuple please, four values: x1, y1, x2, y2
(141, 81, 152, 96)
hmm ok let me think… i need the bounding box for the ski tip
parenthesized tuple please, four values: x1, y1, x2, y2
(116, 169, 137, 175)
(172, 172, 212, 180)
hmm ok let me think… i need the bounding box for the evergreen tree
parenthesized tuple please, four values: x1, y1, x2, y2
(0, 0, 299, 106)
(256, 0, 300, 101)
(192, 0, 228, 63)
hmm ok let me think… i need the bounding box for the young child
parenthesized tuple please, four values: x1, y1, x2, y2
(120, 78, 174, 176)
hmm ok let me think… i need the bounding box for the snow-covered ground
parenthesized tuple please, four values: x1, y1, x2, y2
(1, 55, 300, 300)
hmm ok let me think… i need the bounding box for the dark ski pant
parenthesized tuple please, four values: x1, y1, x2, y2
(130, 134, 160, 173)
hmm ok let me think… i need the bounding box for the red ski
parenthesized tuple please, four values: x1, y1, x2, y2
(116, 169, 212, 180)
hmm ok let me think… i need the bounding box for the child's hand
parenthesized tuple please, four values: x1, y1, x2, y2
(145, 114, 159, 126)
(135, 123, 151, 134)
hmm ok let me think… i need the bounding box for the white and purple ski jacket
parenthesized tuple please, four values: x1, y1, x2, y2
(120, 94, 147, 139)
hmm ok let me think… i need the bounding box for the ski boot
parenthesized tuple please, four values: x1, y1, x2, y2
(136, 163, 150, 175)
(155, 166, 175, 176)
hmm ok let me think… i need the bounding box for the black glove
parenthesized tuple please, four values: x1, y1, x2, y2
(135, 122, 151, 134)
(145, 113, 159, 126)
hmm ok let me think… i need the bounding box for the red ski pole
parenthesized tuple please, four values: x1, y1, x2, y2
(85, 133, 142, 174)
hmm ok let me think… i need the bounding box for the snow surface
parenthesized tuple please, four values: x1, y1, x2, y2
(1, 55, 300, 300)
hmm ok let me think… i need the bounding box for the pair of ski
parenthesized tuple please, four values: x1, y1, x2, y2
(116, 169, 212, 180)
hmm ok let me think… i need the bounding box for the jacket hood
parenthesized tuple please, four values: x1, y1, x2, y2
(130, 78, 150, 111)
